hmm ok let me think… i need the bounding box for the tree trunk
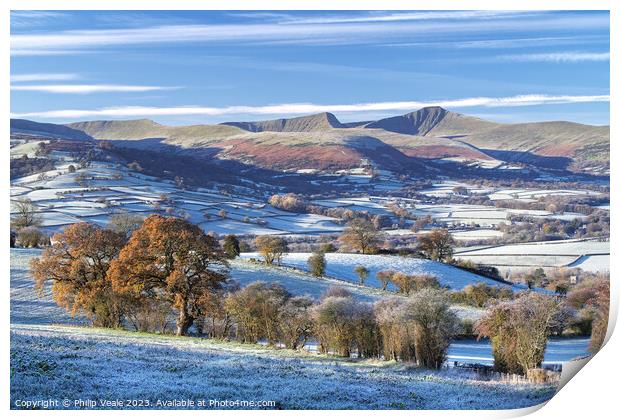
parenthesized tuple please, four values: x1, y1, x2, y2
(176, 306, 194, 336)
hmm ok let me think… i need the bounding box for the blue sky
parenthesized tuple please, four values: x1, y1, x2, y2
(10, 10, 610, 125)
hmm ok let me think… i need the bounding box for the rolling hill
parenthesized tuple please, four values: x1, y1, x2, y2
(10, 107, 609, 175)
(11, 119, 93, 141)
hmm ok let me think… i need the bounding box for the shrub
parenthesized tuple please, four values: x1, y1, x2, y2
(279, 296, 314, 349)
(311, 296, 379, 358)
(16, 226, 48, 248)
(589, 278, 610, 352)
(225, 282, 290, 344)
(354, 265, 369, 286)
(450, 283, 514, 308)
(222, 234, 241, 259)
(391, 273, 440, 295)
(320, 286, 352, 300)
(320, 243, 337, 253)
(308, 251, 326, 277)
(255, 235, 288, 265)
(125, 298, 172, 334)
(376, 270, 395, 291)
(475, 292, 570, 375)
(400, 289, 460, 369)
(374, 298, 416, 361)
(199, 282, 240, 339)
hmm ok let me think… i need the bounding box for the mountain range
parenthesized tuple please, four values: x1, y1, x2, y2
(10, 107, 609, 176)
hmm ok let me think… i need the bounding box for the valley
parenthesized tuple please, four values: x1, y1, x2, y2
(9, 107, 610, 410)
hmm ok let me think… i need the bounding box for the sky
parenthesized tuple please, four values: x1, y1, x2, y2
(10, 10, 610, 126)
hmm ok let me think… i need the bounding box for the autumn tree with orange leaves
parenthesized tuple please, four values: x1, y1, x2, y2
(30, 223, 127, 328)
(108, 215, 229, 336)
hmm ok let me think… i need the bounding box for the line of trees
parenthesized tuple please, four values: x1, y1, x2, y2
(224, 284, 460, 368)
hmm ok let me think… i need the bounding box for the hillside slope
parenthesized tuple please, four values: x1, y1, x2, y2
(11, 119, 92, 141)
(11, 106, 610, 174)
(222, 112, 344, 132)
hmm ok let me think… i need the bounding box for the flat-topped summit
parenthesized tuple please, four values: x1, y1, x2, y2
(221, 112, 344, 133)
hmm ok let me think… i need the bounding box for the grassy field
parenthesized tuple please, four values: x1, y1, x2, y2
(10, 248, 557, 410)
(10, 324, 556, 410)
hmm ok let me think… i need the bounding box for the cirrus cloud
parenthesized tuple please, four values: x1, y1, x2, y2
(10, 94, 610, 120)
(499, 51, 610, 62)
(10, 84, 180, 94)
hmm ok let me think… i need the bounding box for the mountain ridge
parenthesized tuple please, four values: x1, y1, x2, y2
(10, 106, 610, 175)
(221, 112, 344, 132)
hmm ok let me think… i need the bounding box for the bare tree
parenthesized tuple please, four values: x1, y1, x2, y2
(11, 198, 42, 229)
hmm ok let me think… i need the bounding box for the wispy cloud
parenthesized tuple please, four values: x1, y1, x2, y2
(10, 94, 609, 120)
(277, 11, 534, 25)
(10, 84, 180, 94)
(11, 13, 609, 55)
(499, 51, 610, 62)
(10, 73, 79, 82)
(384, 35, 608, 50)
(10, 11, 69, 28)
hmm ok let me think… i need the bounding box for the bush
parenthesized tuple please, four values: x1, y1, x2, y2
(475, 293, 569, 375)
(374, 298, 416, 361)
(400, 289, 460, 369)
(320, 286, 352, 300)
(225, 282, 290, 344)
(16, 226, 48, 248)
(268, 193, 308, 212)
(320, 243, 337, 253)
(311, 296, 379, 358)
(199, 282, 240, 339)
(354, 265, 369, 286)
(307, 251, 326, 277)
(125, 298, 172, 334)
(450, 283, 514, 308)
(376, 270, 395, 291)
(279, 296, 314, 349)
(255, 235, 288, 265)
(222, 234, 241, 259)
(391, 273, 440, 295)
(589, 278, 610, 352)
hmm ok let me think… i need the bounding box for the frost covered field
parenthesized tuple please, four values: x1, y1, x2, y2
(11, 249, 559, 410)
(242, 252, 528, 292)
(454, 239, 610, 272)
(10, 324, 556, 410)
(10, 156, 344, 236)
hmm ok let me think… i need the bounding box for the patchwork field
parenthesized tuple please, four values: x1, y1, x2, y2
(11, 154, 343, 236)
(454, 239, 610, 273)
